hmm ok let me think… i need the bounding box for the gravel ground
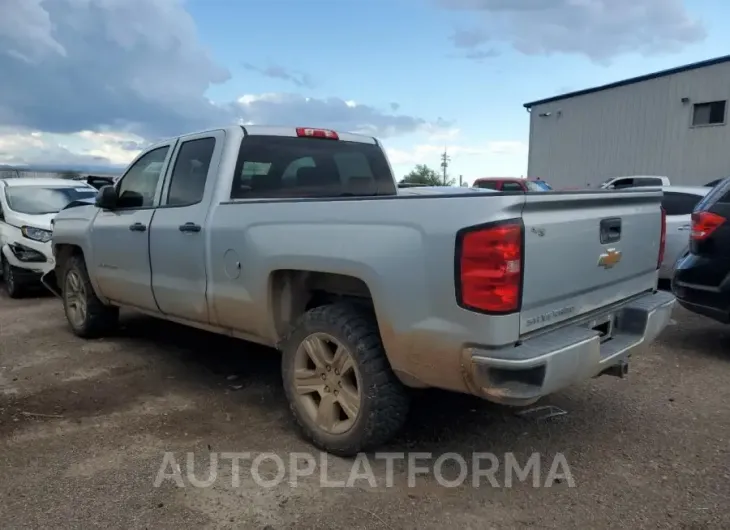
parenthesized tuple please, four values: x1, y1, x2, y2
(1, 291, 730, 529)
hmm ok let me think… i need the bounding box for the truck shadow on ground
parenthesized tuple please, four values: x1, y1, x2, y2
(658, 318, 730, 362)
(110, 313, 639, 458)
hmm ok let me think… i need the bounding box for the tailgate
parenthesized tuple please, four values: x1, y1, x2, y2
(519, 190, 662, 335)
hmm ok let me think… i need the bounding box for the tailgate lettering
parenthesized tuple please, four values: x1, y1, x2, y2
(525, 306, 575, 327)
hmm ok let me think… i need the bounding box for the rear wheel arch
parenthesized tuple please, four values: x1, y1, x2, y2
(268, 269, 381, 340)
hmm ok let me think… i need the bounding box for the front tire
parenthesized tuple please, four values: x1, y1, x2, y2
(2, 256, 26, 299)
(281, 303, 410, 456)
(62, 255, 119, 338)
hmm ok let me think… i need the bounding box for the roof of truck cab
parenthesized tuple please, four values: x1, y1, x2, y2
(172, 125, 377, 144)
(0, 177, 94, 188)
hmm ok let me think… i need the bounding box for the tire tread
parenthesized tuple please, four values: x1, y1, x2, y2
(282, 302, 410, 456)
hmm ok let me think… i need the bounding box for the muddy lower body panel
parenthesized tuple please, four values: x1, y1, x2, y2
(463, 290, 675, 406)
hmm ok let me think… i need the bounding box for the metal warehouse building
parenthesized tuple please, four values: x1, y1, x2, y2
(524, 55, 730, 189)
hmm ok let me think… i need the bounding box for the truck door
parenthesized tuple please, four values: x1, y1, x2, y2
(148, 130, 224, 324)
(90, 144, 174, 310)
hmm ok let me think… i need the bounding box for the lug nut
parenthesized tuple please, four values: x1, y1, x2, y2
(338, 381, 342, 387)
(326, 366, 332, 372)
(334, 370, 340, 375)
(321, 374, 326, 380)
(324, 386, 330, 393)
(334, 390, 339, 396)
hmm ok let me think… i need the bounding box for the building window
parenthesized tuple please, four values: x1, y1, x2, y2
(692, 100, 726, 126)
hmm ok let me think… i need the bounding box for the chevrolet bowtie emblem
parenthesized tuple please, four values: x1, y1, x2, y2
(598, 248, 622, 269)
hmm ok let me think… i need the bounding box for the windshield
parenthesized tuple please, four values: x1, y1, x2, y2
(5, 186, 98, 215)
(525, 180, 552, 191)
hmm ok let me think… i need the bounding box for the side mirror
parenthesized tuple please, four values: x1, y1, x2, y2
(95, 185, 118, 209)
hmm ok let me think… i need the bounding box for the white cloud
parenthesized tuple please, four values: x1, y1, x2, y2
(0, 0, 445, 146)
(0, 0, 67, 63)
(0, 128, 143, 167)
(441, 0, 705, 62)
(235, 93, 449, 138)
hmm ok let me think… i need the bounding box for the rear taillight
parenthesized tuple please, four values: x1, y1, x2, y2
(456, 220, 523, 313)
(658, 206, 666, 269)
(691, 211, 725, 240)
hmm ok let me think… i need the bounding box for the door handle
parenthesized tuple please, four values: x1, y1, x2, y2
(129, 222, 147, 232)
(600, 217, 622, 244)
(179, 222, 201, 233)
(677, 225, 691, 231)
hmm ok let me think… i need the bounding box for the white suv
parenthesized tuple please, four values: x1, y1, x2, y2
(0, 178, 98, 298)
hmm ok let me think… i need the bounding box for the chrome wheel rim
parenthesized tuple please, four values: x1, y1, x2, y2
(64, 270, 87, 328)
(293, 332, 362, 435)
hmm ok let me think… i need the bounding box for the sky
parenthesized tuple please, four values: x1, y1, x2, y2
(0, 0, 727, 185)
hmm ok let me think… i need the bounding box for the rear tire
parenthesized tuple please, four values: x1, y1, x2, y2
(2, 256, 26, 299)
(61, 255, 119, 338)
(281, 303, 410, 456)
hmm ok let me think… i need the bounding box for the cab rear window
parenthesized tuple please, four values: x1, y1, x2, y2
(230, 136, 397, 199)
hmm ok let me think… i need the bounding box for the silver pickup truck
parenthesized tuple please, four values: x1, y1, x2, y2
(45, 125, 675, 456)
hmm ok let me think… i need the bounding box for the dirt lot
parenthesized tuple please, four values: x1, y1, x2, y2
(1, 292, 730, 529)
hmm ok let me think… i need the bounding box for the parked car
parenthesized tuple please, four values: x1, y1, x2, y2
(85, 175, 119, 190)
(46, 125, 674, 455)
(600, 175, 669, 189)
(472, 177, 552, 192)
(0, 178, 98, 297)
(659, 186, 710, 280)
(673, 176, 730, 323)
(704, 178, 724, 187)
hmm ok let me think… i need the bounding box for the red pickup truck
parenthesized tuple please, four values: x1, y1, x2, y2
(472, 177, 552, 192)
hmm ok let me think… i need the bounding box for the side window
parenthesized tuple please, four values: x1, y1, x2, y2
(475, 181, 498, 190)
(612, 178, 634, 189)
(117, 147, 169, 208)
(501, 182, 524, 192)
(166, 138, 216, 207)
(0, 199, 4, 221)
(662, 192, 702, 216)
(634, 177, 663, 187)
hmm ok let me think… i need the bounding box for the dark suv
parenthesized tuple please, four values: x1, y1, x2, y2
(672, 176, 730, 323)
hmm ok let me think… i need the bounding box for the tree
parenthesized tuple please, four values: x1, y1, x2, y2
(400, 164, 455, 186)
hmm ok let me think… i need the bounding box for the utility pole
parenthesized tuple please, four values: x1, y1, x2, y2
(459, 174, 463, 186)
(440, 148, 450, 186)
